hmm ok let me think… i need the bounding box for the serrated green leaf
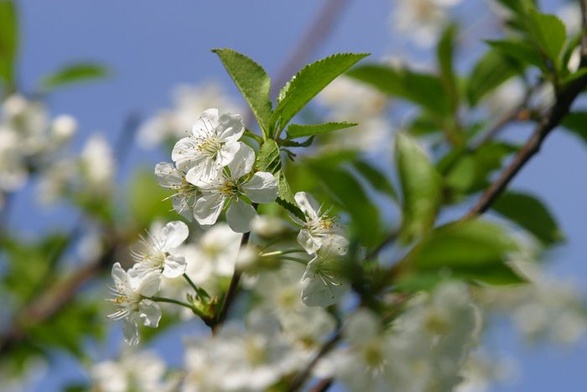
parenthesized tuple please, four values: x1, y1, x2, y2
(275, 170, 303, 220)
(492, 191, 563, 245)
(255, 140, 303, 218)
(0, 0, 18, 88)
(212, 48, 272, 136)
(39, 63, 109, 92)
(396, 133, 442, 243)
(306, 162, 382, 247)
(352, 159, 398, 202)
(256, 139, 282, 173)
(466, 46, 526, 105)
(348, 64, 449, 115)
(437, 23, 459, 113)
(523, 9, 567, 70)
(286, 121, 357, 139)
(272, 52, 368, 136)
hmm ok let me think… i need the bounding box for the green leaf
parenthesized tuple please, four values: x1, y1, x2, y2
(256, 139, 303, 218)
(128, 168, 177, 228)
(405, 219, 524, 285)
(256, 139, 282, 173)
(352, 159, 398, 202)
(272, 52, 368, 136)
(561, 111, 587, 146)
(437, 23, 459, 113)
(523, 9, 567, 70)
(0, 0, 18, 88)
(275, 170, 303, 220)
(348, 64, 449, 115)
(495, 0, 536, 14)
(306, 162, 382, 247)
(466, 46, 525, 105)
(486, 39, 545, 71)
(39, 63, 109, 92)
(395, 133, 442, 243)
(492, 191, 563, 245)
(286, 121, 357, 139)
(212, 48, 272, 136)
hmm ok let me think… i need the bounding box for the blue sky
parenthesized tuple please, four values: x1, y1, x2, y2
(10, 0, 587, 390)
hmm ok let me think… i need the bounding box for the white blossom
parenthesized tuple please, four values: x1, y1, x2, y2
(391, 0, 462, 47)
(301, 235, 350, 307)
(292, 191, 347, 255)
(91, 350, 176, 392)
(194, 146, 278, 233)
(172, 108, 245, 184)
(137, 83, 242, 148)
(155, 161, 200, 221)
(129, 220, 189, 280)
(107, 263, 162, 345)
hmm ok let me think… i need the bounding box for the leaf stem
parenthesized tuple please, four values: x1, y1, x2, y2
(148, 296, 194, 309)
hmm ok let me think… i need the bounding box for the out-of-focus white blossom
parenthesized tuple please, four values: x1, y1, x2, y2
(90, 350, 176, 392)
(480, 260, 587, 344)
(301, 235, 350, 307)
(324, 282, 479, 391)
(137, 83, 242, 148)
(50, 114, 77, 143)
(391, 0, 462, 47)
(160, 223, 241, 312)
(182, 316, 308, 392)
(80, 133, 115, 190)
(317, 75, 391, 153)
(254, 262, 337, 343)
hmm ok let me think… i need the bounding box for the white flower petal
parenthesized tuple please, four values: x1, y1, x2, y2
(194, 193, 225, 226)
(138, 299, 162, 328)
(228, 144, 255, 178)
(297, 229, 321, 255)
(295, 192, 320, 221)
(216, 112, 245, 142)
(162, 254, 186, 278)
(171, 136, 200, 171)
(191, 108, 219, 136)
(154, 162, 183, 188)
(217, 139, 241, 167)
(160, 220, 189, 250)
(243, 172, 278, 203)
(136, 270, 162, 297)
(123, 316, 140, 346)
(301, 256, 349, 307)
(226, 199, 257, 233)
(111, 262, 128, 286)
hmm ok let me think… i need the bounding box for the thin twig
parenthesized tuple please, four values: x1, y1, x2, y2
(212, 231, 250, 332)
(289, 331, 341, 391)
(464, 67, 587, 218)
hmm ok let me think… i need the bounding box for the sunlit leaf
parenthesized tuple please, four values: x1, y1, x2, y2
(272, 52, 368, 136)
(395, 133, 442, 243)
(213, 48, 273, 136)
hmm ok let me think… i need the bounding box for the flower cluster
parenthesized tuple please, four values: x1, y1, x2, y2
(156, 108, 278, 233)
(108, 220, 189, 345)
(292, 191, 351, 307)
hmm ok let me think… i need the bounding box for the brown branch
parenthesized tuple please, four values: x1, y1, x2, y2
(212, 231, 250, 332)
(289, 331, 341, 391)
(464, 69, 587, 218)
